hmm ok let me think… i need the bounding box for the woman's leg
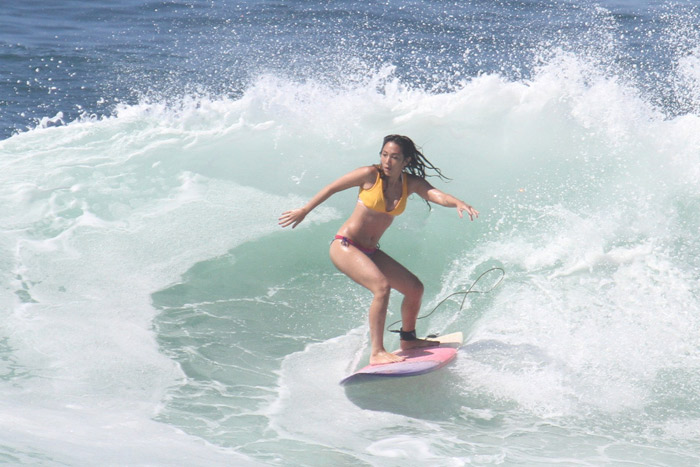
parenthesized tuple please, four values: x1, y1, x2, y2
(329, 240, 405, 364)
(370, 250, 438, 351)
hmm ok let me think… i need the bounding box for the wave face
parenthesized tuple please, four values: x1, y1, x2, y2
(1, 0, 700, 464)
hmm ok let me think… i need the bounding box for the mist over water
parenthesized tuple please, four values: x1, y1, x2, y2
(2, 0, 700, 465)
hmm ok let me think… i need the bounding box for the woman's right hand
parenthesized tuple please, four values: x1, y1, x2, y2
(278, 208, 307, 229)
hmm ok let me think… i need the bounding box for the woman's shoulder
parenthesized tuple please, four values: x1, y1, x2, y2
(344, 165, 377, 177)
(405, 172, 431, 193)
(361, 165, 381, 186)
(339, 165, 379, 189)
(355, 164, 380, 179)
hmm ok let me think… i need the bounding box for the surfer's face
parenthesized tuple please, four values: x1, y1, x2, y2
(380, 142, 408, 177)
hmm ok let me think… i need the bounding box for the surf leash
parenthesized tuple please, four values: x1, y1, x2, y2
(387, 267, 505, 334)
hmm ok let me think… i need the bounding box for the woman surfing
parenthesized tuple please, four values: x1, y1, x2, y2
(279, 135, 479, 365)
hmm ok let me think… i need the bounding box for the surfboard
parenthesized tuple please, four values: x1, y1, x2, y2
(340, 332, 463, 385)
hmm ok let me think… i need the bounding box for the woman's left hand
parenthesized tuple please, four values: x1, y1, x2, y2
(457, 202, 479, 221)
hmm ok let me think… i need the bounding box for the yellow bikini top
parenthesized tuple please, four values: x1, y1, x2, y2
(358, 167, 408, 216)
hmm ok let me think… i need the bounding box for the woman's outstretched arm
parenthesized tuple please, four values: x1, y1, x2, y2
(278, 166, 374, 228)
(410, 176, 479, 221)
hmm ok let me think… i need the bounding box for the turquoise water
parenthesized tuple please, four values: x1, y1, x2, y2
(2, 1, 700, 465)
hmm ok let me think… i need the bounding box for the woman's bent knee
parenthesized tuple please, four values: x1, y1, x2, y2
(372, 281, 391, 299)
(408, 278, 424, 301)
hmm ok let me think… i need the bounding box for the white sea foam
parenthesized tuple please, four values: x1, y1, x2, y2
(0, 102, 338, 461)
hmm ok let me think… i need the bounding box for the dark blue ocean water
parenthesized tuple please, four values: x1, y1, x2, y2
(2, 0, 697, 139)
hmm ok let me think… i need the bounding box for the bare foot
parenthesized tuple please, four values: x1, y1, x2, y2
(400, 338, 440, 351)
(370, 350, 406, 365)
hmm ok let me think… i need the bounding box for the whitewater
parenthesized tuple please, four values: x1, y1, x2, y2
(2, 0, 700, 465)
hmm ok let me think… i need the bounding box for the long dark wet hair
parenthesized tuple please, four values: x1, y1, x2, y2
(380, 134, 450, 181)
(380, 134, 450, 209)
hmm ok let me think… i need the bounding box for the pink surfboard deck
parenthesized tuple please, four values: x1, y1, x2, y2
(340, 332, 463, 385)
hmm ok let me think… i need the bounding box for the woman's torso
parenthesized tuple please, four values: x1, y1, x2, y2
(336, 166, 413, 248)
